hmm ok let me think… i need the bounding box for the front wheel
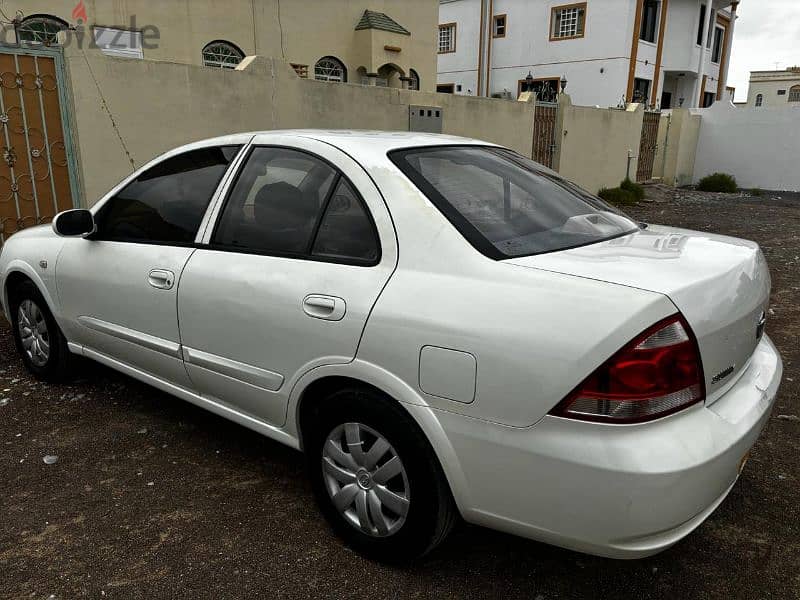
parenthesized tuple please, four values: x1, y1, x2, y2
(306, 387, 457, 562)
(9, 280, 72, 382)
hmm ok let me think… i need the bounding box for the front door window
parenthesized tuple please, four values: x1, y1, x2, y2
(94, 146, 241, 244)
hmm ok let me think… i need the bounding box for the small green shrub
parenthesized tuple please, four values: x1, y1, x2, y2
(750, 188, 763, 197)
(697, 172, 738, 193)
(598, 187, 637, 206)
(620, 178, 646, 201)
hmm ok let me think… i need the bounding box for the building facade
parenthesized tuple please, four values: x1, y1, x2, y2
(437, 0, 739, 108)
(0, 0, 437, 91)
(746, 67, 800, 108)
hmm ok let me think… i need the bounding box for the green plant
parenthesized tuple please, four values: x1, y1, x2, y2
(750, 188, 763, 197)
(598, 187, 637, 206)
(697, 172, 738, 193)
(620, 178, 646, 201)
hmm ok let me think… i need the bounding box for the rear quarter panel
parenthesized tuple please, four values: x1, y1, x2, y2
(357, 252, 677, 428)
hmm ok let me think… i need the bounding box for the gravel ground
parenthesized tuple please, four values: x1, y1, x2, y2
(1, 190, 798, 599)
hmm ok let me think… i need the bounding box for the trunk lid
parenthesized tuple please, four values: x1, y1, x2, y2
(506, 225, 771, 401)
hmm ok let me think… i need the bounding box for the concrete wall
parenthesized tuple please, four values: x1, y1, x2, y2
(651, 108, 701, 187)
(63, 44, 535, 204)
(2, 0, 438, 91)
(554, 95, 645, 193)
(651, 113, 670, 181)
(693, 101, 800, 191)
(669, 109, 702, 186)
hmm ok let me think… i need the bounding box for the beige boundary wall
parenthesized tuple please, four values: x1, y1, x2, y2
(63, 45, 535, 205)
(553, 95, 645, 194)
(652, 109, 701, 187)
(554, 99, 701, 193)
(62, 45, 704, 205)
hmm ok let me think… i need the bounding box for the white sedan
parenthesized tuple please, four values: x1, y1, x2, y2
(0, 131, 782, 562)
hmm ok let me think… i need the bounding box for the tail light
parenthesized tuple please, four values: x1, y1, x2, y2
(550, 314, 705, 424)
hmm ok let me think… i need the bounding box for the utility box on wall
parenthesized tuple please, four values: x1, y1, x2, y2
(410, 105, 443, 133)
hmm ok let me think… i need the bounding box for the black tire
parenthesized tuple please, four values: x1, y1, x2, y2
(9, 279, 72, 382)
(305, 386, 457, 563)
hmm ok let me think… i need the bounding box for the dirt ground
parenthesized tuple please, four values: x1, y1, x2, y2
(1, 190, 798, 599)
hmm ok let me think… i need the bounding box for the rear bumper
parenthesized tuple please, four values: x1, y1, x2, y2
(434, 334, 782, 558)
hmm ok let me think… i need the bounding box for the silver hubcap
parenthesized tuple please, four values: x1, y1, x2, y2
(18, 299, 50, 367)
(322, 423, 410, 538)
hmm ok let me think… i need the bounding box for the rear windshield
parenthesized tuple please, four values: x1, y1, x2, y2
(389, 146, 638, 259)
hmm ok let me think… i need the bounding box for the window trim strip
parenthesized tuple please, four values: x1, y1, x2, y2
(306, 172, 342, 254)
(196, 142, 252, 243)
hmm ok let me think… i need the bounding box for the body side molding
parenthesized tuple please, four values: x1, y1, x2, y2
(77, 316, 182, 358)
(183, 346, 285, 392)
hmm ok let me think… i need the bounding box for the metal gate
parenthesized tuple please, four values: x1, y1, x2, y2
(532, 101, 558, 169)
(636, 110, 661, 183)
(0, 46, 78, 244)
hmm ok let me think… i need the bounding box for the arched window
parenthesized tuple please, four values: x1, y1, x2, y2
(202, 41, 245, 69)
(789, 86, 800, 103)
(755, 93, 763, 107)
(314, 56, 347, 83)
(409, 69, 420, 91)
(16, 15, 68, 46)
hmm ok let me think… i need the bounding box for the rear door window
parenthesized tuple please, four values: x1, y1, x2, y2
(212, 147, 336, 255)
(211, 147, 380, 264)
(389, 146, 638, 259)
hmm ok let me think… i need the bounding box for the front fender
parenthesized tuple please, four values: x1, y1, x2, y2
(2, 259, 62, 324)
(0, 226, 65, 323)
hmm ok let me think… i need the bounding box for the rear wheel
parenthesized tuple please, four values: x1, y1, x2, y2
(306, 387, 457, 562)
(9, 280, 72, 382)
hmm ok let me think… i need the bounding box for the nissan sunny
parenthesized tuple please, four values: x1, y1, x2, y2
(0, 131, 782, 562)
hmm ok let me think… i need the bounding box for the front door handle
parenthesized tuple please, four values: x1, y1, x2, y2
(303, 294, 346, 321)
(148, 269, 175, 290)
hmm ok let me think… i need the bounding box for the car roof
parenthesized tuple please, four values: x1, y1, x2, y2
(184, 130, 495, 159)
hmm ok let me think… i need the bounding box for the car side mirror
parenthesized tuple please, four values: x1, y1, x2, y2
(52, 209, 96, 237)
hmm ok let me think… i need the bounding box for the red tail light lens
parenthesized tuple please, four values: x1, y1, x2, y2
(550, 315, 705, 424)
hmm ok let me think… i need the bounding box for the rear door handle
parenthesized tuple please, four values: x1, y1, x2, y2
(303, 295, 346, 321)
(148, 269, 175, 290)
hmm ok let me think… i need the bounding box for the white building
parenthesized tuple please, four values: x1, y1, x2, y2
(746, 67, 800, 108)
(437, 0, 740, 108)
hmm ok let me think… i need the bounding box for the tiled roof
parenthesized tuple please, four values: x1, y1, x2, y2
(355, 10, 411, 36)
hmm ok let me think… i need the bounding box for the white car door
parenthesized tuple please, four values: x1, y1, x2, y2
(177, 135, 398, 426)
(56, 144, 245, 387)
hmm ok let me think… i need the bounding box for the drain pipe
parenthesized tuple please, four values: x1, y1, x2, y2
(626, 149, 634, 181)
